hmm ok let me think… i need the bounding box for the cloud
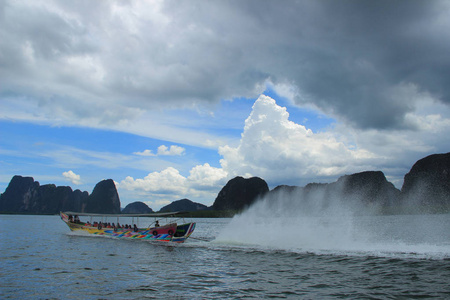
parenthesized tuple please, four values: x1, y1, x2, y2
(187, 163, 228, 189)
(157, 145, 185, 156)
(2, 1, 450, 208)
(219, 94, 450, 187)
(62, 170, 82, 185)
(2, 0, 450, 134)
(120, 167, 187, 194)
(133, 149, 155, 157)
(117, 94, 450, 209)
(117, 163, 228, 208)
(53, 94, 447, 209)
(133, 145, 186, 157)
(219, 95, 375, 186)
(16, 92, 447, 210)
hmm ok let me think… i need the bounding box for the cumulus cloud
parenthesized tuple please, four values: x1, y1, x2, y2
(117, 163, 227, 207)
(218, 94, 450, 188)
(117, 93, 450, 208)
(120, 167, 187, 194)
(219, 95, 377, 186)
(156, 145, 185, 156)
(133, 145, 185, 156)
(188, 163, 228, 189)
(62, 170, 82, 185)
(48, 92, 450, 210)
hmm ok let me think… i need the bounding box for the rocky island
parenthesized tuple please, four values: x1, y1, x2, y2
(1, 152, 449, 215)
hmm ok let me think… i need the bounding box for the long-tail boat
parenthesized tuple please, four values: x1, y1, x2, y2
(60, 211, 196, 243)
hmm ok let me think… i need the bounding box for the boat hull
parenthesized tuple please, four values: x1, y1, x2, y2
(60, 212, 195, 243)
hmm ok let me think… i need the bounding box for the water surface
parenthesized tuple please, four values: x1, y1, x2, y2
(1, 214, 449, 299)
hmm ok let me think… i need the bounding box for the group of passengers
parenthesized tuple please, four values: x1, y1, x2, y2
(68, 215, 80, 223)
(88, 221, 159, 230)
(90, 221, 139, 231)
(68, 214, 160, 232)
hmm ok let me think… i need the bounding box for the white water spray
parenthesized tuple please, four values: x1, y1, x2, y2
(215, 188, 450, 258)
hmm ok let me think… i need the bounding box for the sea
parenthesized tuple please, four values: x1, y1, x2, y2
(1, 212, 450, 299)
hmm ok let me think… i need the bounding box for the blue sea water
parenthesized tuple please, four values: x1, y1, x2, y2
(1, 214, 450, 299)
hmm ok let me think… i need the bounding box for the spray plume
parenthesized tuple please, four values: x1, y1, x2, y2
(215, 182, 450, 259)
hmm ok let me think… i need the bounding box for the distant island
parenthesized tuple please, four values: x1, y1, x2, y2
(0, 152, 449, 216)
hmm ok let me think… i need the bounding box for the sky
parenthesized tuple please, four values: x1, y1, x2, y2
(1, 0, 450, 210)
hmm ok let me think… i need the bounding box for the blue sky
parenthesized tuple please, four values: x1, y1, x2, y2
(1, 1, 450, 210)
(0, 91, 338, 209)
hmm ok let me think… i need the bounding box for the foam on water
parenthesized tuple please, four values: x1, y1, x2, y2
(214, 191, 450, 259)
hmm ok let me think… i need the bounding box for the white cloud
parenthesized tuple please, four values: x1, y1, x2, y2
(118, 93, 450, 209)
(134, 145, 186, 157)
(133, 149, 156, 156)
(188, 163, 228, 189)
(219, 95, 379, 186)
(6, 90, 448, 210)
(219, 94, 450, 188)
(62, 170, 82, 185)
(157, 145, 185, 156)
(120, 167, 187, 194)
(117, 163, 228, 209)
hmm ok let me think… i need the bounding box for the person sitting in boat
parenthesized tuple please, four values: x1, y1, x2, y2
(155, 220, 160, 227)
(133, 224, 138, 232)
(68, 215, 73, 222)
(74, 215, 80, 223)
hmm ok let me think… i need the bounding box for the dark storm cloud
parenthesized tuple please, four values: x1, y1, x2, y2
(162, 0, 450, 129)
(289, 1, 450, 129)
(1, 0, 449, 129)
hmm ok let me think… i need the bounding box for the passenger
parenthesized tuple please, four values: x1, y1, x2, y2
(133, 224, 138, 232)
(68, 215, 73, 222)
(74, 215, 80, 223)
(155, 220, 160, 227)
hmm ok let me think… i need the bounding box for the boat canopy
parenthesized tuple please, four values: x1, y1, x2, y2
(62, 211, 186, 218)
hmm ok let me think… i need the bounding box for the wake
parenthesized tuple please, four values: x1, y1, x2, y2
(214, 191, 450, 260)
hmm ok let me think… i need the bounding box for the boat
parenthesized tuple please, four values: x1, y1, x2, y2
(60, 211, 196, 243)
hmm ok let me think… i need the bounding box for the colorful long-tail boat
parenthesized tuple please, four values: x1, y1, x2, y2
(60, 211, 196, 243)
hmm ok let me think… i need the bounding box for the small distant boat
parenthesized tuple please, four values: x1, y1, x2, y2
(60, 211, 196, 243)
